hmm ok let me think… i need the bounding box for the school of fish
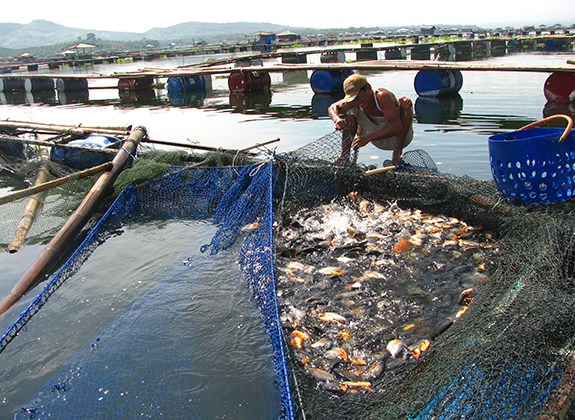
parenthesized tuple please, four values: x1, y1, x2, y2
(274, 192, 496, 394)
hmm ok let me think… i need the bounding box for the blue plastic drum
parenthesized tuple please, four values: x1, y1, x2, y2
(166, 75, 206, 92)
(488, 117, 575, 203)
(414, 69, 463, 97)
(310, 70, 354, 94)
(51, 136, 121, 170)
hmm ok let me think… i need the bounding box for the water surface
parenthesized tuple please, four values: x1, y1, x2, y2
(1, 51, 573, 180)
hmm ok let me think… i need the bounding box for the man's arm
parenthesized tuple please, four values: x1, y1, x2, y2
(328, 99, 354, 131)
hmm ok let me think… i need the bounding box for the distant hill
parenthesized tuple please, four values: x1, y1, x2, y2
(0, 19, 311, 50)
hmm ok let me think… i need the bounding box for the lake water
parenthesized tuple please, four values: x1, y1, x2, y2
(1, 49, 574, 418)
(2, 219, 279, 418)
(1, 50, 573, 181)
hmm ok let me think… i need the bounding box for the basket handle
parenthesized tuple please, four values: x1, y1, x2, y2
(519, 114, 573, 143)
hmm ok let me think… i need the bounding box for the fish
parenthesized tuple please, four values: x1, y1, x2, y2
(386, 338, 408, 359)
(459, 288, 475, 305)
(274, 194, 496, 386)
(364, 360, 386, 379)
(309, 367, 335, 382)
(287, 261, 307, 270)
(321, 381, 347, 394)
(455, 306, 469, 318)
(310, 337, 330, 348)
(318, 266, 346, 275)
(336, 256, 355, 264)
(240, 221, 259, 231)
(393, 237, 412, 252)
(317, 312, 347, 324)
(343, 381, 372, 391)
(292, 330, 310, 340)
(409, 339, 431, 359)
(333, 366, 363, 382)
(324, 347, 348, 362)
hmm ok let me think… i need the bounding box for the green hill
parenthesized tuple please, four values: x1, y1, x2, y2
(0, 19, 307, 50)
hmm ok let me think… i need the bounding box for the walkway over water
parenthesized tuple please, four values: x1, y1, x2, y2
(1, 58, 574, 83)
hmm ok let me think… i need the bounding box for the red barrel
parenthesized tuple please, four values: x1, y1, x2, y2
(544, 72, 575, 103)
(228, 71, 271, 93)
(118, 77, 154, 91)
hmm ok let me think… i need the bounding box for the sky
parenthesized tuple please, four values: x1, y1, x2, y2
(1, 0, 574, 34)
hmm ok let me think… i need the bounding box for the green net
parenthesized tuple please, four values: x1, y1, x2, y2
(271, 130, 575, 419)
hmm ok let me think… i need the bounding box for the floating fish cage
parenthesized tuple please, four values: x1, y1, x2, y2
(3, 128, 575, 419)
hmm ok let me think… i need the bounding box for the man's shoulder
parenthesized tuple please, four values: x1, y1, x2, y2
(375, 88, 397, 104)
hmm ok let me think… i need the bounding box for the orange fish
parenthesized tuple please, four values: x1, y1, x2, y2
(393, 237, 412, 252)
(409, 339, 431, 359)
(343, 381, 372, 390)
(292, 330, 310, 340)
(455, 305, 469, 318)
(290, 336, 304, 348)
(337, 330, 351, 340)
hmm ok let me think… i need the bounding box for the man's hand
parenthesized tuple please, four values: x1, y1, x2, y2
(334, 118, 347, 131)
(352, 135, 371, 150)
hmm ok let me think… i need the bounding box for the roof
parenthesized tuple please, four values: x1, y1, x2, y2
(247, 31, 275, 37)
(65, 42, 98, 50)
(277, 30, 299, 36)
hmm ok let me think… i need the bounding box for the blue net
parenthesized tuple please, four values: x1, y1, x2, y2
(7, 161, 294, 420)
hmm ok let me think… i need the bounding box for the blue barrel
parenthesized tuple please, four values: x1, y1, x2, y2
(24, 77, 54, 92)
(50, 135, 121, 170)
(56, 77, 88, 91)
(310, 70, 354, 94)
(414, 69, 463, 97)
(166, 75, 206, 92)
(0, 77, 25, 91)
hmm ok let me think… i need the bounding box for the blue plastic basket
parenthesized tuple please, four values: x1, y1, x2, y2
(488, 115, 575, 203)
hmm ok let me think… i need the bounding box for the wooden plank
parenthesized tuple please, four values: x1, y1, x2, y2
(109, 60, 575, 78)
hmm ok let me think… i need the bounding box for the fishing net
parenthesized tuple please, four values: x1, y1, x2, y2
(271, 131, 575, 420)
(3, 127, 575, 419)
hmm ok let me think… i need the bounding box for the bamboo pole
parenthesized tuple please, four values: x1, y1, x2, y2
(7, 147, 50, 253)
(142, 137, 279, 154)
(0, 120, 131, 136)
(143, 137, 231, 152)
(237, 138, 280, 153)
(0, 126, 147, 317)
(0, 162, 113, 206)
